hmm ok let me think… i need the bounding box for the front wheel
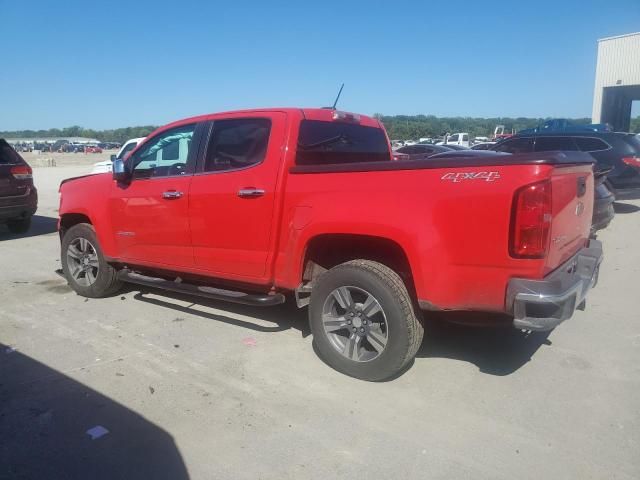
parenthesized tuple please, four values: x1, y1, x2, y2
(61, 223, 122, 298)
(309, 260, 424, 381)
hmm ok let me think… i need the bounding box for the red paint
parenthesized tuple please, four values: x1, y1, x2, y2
(59, 108, 594, 314)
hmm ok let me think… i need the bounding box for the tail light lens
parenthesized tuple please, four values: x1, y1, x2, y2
(622, 156, 640, 170)
(510, 180, 552, 258)
(11, 165, 32, 179)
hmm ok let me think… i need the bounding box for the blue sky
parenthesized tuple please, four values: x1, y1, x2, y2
(1, 0, 639, 130)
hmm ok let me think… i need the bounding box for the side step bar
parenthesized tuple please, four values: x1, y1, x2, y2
(116, 270, 286, 307)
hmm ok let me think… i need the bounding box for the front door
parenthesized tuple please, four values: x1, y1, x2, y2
(189, 113, 286, 281)
(109, 123, 199, 268)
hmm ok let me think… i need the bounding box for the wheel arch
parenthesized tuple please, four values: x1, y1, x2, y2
(299, 233, 417, 298)
(59, 212, 93, 239)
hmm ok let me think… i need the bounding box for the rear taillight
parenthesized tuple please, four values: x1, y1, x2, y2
(510, 180, 552, 259)
(622, 156, 640, 170)
(11, 165, 32, 179)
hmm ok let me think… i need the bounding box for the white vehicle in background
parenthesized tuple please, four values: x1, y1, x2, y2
(437, 133, 470, 148)
(473, 136, 490, 144)
(404, 140, 418, 146)
(90, 137, 145, 174)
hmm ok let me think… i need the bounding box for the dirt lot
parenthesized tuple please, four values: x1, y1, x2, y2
(1, 161, 639, 479)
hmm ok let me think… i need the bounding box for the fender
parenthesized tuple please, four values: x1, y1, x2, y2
(59, 174, 118, 258)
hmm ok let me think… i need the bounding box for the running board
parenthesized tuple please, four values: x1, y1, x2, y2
(117, 270, 285, 307)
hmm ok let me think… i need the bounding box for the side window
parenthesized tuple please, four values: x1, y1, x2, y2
(131, 124, 196, 178)
(448, 134, 459, 142)
(462, 134, 469, 142)
(575, 137, 610, 152)
(494, 137, 534, 154)
(534, 137, 578, 152)
(404, 146, 420, 154)
(204, 118, 271, 172)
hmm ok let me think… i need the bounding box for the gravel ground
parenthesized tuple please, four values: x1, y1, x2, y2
(1, 163, 639, 480)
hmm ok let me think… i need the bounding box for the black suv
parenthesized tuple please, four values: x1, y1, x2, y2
(492, 132, 640, 197)
(0, 139, 37, 233)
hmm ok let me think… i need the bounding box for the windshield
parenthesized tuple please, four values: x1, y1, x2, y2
(118, 141, 139, 159)
(296, 120, 390, 165)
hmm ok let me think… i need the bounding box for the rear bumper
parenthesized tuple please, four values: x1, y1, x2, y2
(0, 187, 38, 221)
(507, 239, 603, 331)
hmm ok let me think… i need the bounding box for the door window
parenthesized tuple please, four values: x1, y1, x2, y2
(494, 137, 534, 154)
(131, 124, 196, 178)
(203, 118, 271, 172)
(534, 137, 578, 152)
(448, 134, 459, 143)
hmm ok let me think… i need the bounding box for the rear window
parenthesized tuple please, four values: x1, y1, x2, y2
(0, 141, 25, 165)
(296, 120, 390, 165)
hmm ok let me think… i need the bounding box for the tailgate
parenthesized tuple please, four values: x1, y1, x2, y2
(545, 165, 594, 273)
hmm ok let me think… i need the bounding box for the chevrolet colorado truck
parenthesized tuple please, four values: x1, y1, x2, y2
(58, 108, 603, 381)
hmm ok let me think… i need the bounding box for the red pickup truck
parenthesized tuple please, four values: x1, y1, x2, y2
(58, 108, 603, 380)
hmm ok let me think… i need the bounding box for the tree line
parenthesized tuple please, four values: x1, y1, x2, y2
(2, 116, 639, 143)
(0, 125, 157, 145)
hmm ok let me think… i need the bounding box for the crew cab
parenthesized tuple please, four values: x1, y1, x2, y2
(58, 108, 603, 381)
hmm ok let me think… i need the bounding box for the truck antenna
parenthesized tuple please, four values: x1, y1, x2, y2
(330, 83, 344, 109)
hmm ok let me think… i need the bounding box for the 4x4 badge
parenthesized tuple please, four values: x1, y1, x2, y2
(441, 171, 501, 183)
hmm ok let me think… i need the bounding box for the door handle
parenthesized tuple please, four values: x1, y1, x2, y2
(162, 190, 184, 199)
(237, 188, 265, 198)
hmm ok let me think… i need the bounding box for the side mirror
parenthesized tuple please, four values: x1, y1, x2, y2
(112, 158, 130, 183)
(110, 154, 116, 162)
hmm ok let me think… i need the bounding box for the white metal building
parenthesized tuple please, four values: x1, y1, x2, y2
(592, 32, 640, 132)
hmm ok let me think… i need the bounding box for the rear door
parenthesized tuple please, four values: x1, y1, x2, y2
(188, 112, 287, 281)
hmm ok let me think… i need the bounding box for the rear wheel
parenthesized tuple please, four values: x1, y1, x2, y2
(61, 223, 122, 298)
(6, 216, 31, 234)
(309, 260, 424, 381)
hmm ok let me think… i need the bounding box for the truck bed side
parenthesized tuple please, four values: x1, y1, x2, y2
(274, 154, 594, 313)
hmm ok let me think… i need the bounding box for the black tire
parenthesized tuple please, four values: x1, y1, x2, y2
(309, 260, 424, 381)
(61, 223, 122, 298)
(6, 216, 31, 234)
